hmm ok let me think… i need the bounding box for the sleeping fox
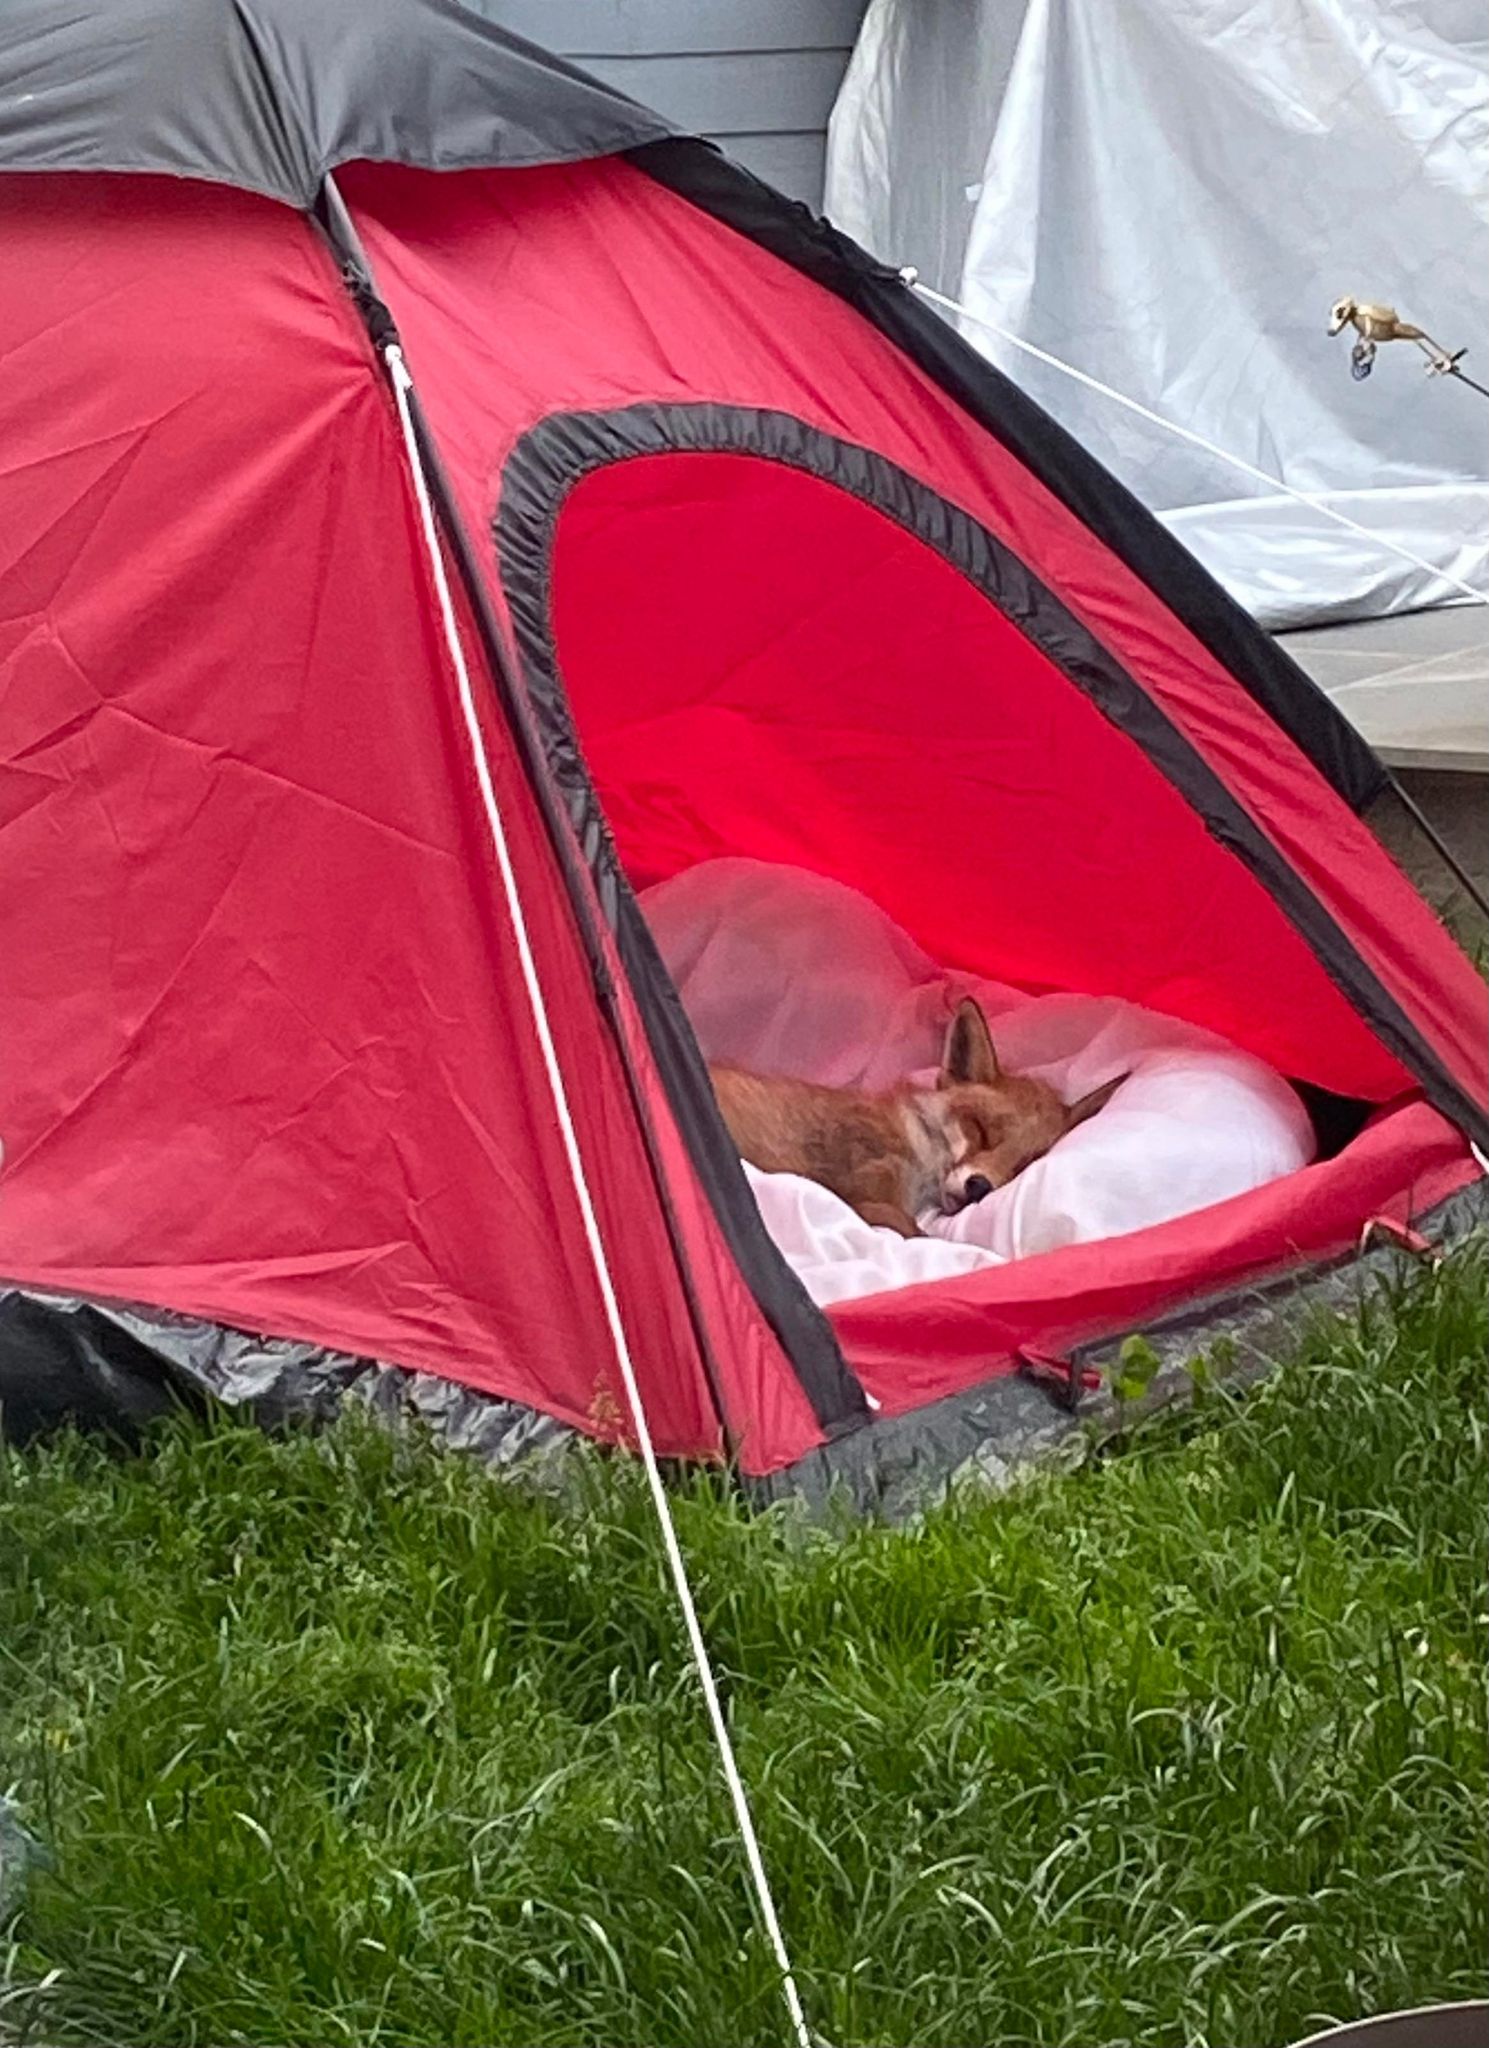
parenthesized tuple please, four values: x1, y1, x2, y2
(710, 997, 1125, 1238)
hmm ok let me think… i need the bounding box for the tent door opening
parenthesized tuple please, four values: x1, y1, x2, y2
(483, 410, 1482, 1351)
(500, 412, 1417, 1107)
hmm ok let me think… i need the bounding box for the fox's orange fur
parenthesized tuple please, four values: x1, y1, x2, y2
(711, 998, 1124, 1238)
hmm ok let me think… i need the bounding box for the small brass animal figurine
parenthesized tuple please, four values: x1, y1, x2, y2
(1328, 296, 1465, 382)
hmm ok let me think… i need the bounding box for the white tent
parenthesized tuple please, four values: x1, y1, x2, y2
(826, 0, 1489, 629)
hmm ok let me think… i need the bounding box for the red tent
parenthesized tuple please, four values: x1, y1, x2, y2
(2, 1, 1484, 1493)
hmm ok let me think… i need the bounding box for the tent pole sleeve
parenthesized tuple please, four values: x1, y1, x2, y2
(310, 174, 749, 1454)
(312, 174, 867, 1444)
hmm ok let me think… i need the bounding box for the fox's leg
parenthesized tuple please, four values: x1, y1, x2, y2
(857, 1201, 922, 1238)
(850, 1159, 924, 1237)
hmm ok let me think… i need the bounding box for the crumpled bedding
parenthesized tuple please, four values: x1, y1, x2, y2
(643, 860, 1316, 1308)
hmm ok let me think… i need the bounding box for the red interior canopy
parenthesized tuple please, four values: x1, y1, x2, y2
(552, 452, 1406, 1099)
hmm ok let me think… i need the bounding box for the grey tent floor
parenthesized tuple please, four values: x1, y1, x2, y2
(5, 1179, 1481, 1525)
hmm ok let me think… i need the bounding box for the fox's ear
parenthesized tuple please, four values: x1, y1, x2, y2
(1064, 1072, 1128, 1129)
(940, 998, 1000, 1088)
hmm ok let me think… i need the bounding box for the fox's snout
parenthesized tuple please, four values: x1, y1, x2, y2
(939, 1158, 1000, 1213)
(939, 1139, 1047, 1213)
(934, 998, 1131, 1214)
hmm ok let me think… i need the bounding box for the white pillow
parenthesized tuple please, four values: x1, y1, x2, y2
(926, 1040, 1315, 1262)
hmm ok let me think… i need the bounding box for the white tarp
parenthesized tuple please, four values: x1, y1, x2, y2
(825, 0, 1489, 628)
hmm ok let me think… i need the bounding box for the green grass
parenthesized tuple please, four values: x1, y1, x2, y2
(1, 1244, 1485, 2048)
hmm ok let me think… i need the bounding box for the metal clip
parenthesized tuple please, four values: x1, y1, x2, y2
(1017, 1346, 1102, 1411)
(1358, 1214, 1443, 1269)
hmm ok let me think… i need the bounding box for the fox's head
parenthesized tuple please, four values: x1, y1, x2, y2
(930, 997, 1126, 1213)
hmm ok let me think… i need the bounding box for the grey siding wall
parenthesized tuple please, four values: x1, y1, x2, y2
(487, 1, 868, 206)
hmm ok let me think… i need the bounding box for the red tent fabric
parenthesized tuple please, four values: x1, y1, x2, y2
(1, 40, 1484, 1484)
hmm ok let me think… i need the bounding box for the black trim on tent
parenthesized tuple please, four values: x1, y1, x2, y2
(414, 434, 869, 1447)
(495, 402, 1488, 1156)
(626, 137, 1389, 819)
